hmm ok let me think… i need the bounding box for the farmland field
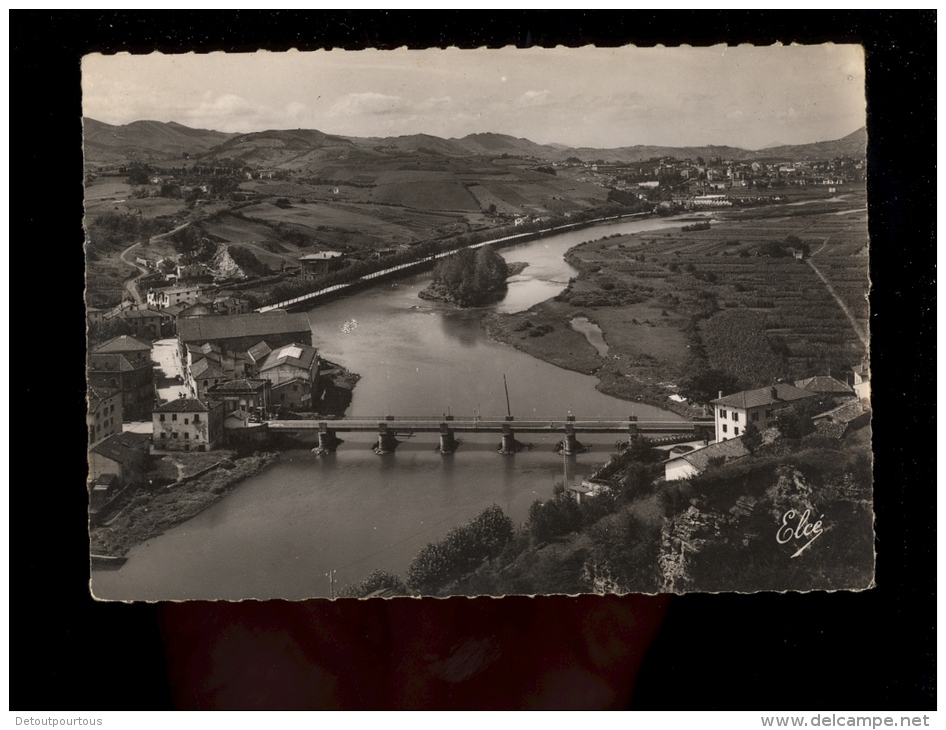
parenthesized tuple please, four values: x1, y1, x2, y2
(489, 194, 869, 410)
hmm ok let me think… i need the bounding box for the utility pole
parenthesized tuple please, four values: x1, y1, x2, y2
(327, 569, 336, 599)
(503, 374, 512, 418)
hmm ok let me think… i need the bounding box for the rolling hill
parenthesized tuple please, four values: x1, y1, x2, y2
(83, 118, 238, 166)
(84, 117, 867, 170)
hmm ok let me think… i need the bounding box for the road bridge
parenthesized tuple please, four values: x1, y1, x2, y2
(267, 415, 714, 455)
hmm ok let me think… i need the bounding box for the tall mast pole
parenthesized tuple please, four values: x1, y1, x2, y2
(503, 374, 511, 418)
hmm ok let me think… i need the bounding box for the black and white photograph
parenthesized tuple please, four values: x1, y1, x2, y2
(83, 44, 874, 602)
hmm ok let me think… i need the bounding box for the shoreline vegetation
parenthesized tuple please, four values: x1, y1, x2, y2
(341, 420, 874, 598)
(481, 194, 868, 420)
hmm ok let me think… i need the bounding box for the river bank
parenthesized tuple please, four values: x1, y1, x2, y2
(90, 451, 279, 559)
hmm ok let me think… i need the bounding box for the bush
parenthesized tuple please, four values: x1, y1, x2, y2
(406, 504, 514, 591)
(339, 569, 408, 598)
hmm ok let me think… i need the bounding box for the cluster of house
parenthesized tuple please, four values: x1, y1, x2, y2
(661, 366, 871, 482)
(87, 307, 321, 512)
(88, 286, 252, 341)
(562, 155, 863, 190)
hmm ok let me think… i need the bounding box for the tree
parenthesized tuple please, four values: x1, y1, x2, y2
(742, 423, 763, 453)
(339, 569, 408, 598)
(406, 504, 514, 591)
(679, 369, 740, 406)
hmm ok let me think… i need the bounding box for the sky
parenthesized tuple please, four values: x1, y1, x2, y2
(82, 45, 866, 151)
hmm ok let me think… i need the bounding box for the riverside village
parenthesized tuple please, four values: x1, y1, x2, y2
(85, 47, 873, 600)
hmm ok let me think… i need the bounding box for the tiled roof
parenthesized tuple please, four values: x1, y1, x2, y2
(813, 398, 868, 424)
(260, 342, 318, 372)
(246, 340, 272, 363)
(89, 353, 139, 373)
(164, 303, 188, 317)
(712, 383, 816, 410)
(207, 378, 269, 394)
(178, 312, 311, 344)
(120, 308, 166, 320)
(671, 437, 750, 472)
(794, 375, 854, 395)
(93, 334, 152, 354)
(88, 385, 121, 409)
(154, 398, 214, 413)
(271, 377, 310, 390)
(191, 358, 225, 379)
(90, 431, 151, 463)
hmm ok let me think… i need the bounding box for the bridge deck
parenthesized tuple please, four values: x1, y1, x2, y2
(268, 418, 708, 434)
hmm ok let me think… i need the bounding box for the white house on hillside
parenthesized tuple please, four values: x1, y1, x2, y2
(711, 384, 816, 443)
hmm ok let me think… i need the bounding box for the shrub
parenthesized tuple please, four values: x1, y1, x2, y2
(406, 504, 514, 591)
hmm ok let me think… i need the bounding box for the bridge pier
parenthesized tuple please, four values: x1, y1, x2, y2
(437, 423, 460, 454)
(561, 424, 588, 455)
(498, 424, 523, 455)
(313, 424, 342, 456)
(374, 423, 399, 455)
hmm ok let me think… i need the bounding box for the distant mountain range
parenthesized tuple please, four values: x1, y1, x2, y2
(83, 118, 867, 168)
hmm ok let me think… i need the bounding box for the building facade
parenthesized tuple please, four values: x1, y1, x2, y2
(152, 398, 225, 452)
(711, 384, 816, 443)
(206, 379, 272, 420)
(148, 285, 204, 309)
(87, 385, 123, 445)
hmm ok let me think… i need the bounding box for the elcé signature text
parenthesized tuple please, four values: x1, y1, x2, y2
(776, 508, 824, 558)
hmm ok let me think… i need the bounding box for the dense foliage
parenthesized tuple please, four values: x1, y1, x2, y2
(406, 504, 514, 591)
(338, 569, 408, 598)
(86, 213, 172, 255)
(428, 246, 510, 307)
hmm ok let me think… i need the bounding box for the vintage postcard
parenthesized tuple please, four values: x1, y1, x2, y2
(85, 45, 872, 601)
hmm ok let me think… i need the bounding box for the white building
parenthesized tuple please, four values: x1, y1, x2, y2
(148, 285, 203, 309)
(711, 384, 816, 443)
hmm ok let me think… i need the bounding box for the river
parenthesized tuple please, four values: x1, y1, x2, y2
(92, 215, 689, 601)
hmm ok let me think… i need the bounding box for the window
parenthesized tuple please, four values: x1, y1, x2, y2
(172, 414, 178, 422)
(720, 409, 727, 419)
(765, 409, 773, 419)
(751, 411, 759, 422)
(184, 433, 189, 440)
(160, 432, 166, 439)
(172, 432, 178, 439)
(110, 404, 115, 413)
(194, 414, 200, 423)
(160, 414, 165, 421)
(184, 418, 189, 425)
(722, 424, 728, 433)
(735, 427, 740, 436)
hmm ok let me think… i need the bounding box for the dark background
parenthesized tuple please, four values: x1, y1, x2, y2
(10, 10, 934, 709)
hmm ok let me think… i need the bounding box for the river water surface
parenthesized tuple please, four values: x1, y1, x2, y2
(93, 215, 689, 600)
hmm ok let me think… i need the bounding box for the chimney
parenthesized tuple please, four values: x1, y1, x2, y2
(718, 390, 724, 399)
(771, 386, 778, 400)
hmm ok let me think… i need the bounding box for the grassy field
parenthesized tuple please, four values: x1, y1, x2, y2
(485, 196, 869, 410)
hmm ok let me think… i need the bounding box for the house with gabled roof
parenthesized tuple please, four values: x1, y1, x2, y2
(206, 378, 272, 420)
(177, 312, 312, 356)
(89, 431, 151, 486)
(88, 335, 155, 420)
(711, 384, 816, 443)
(664, 436, 751, 481)
(794, 375, 855, 398)
(152, 397, 225, 452)
(87, 385, 123, 446)
(259, 342, 319, 411)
